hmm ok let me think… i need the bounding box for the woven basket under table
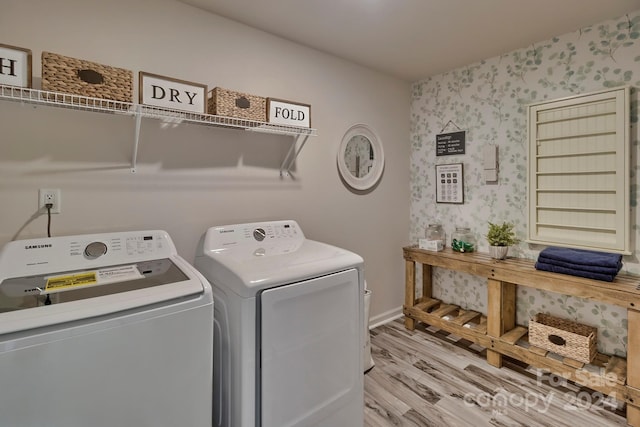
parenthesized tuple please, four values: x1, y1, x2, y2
(528, 313, 597, 364)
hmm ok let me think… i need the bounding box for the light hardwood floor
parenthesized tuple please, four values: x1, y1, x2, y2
(364, 318, 627, 427)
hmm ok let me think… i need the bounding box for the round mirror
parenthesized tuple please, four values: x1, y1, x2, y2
(337, 124, 384, 191)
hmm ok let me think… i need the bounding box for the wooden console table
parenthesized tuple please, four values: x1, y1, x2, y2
(403, 246, 640, 426)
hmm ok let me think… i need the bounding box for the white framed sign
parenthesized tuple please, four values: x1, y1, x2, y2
(267, 98, 311, 127)
(435, 163, 464, 204)
(139, 72, 207, 114)
(0, 43, 32, 88)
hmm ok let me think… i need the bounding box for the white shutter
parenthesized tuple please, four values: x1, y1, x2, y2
(527, 87, 630, 254)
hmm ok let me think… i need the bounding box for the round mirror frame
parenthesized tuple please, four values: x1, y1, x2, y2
(337, 124, 385, 191)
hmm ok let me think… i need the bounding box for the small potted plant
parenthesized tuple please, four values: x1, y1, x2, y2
(486, 221, 519, 259)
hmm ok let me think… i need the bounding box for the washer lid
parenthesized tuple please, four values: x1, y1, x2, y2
(196, 221, 363, 297)
(0, 258, 189, 311)
(0, 231, 211, 335)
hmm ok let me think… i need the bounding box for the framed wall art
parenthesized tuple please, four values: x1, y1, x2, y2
(435, 163, 464, 204)
(0, 43, 32, 88)
(267, 98, 311, 127)
(139, 72, 207, 114)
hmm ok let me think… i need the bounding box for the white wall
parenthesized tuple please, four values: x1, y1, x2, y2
(0, 0, 410, 319)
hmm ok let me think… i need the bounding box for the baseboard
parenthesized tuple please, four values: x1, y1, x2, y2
(368, 306, 403, 330)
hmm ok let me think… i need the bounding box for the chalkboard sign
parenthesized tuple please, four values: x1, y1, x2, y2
(436, 131, 466, 156)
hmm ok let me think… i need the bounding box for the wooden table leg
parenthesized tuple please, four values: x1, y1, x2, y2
(628, 407, 640, 427)
(486, 279, 516, 368)
(422, 263, 432, 300)
(404, 259, 416, 330)
(627, 309, 640, 426)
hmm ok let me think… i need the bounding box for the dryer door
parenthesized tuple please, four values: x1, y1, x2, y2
(258, 268, 363, 427)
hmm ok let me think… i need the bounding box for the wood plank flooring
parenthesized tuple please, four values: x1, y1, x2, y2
(364, 318, 627, 426)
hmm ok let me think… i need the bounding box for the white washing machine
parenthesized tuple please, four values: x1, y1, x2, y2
(0, 230, 214, 427)
(195, 220, 364, 427)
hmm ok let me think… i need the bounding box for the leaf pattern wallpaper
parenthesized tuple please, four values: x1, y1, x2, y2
(410, 12, 640, 356)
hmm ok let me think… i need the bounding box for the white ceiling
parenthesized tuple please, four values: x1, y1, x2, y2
(180, 0, 640, 82)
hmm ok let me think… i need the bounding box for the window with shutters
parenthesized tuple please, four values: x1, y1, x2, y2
(527, 87, 630, 254)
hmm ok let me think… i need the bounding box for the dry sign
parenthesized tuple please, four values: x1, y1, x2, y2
(139, 72, 207, 114)
(267, 98, 310, 127)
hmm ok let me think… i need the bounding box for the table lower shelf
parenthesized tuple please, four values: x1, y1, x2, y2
(404, 297, 634, 403)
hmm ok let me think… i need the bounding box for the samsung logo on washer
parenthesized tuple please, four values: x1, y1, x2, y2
(219, 230, 234, 234)
(24, 244, 52, 250)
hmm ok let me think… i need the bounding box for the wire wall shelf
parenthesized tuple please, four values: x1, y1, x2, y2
(1, 85, 317, 175)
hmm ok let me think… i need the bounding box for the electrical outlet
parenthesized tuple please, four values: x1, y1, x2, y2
(39, 189, 61, 214)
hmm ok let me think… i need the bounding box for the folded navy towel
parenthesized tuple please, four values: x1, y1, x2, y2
(538, 247, 622, 270)
(535, 261, 617, 282)
(537, 254, 621, 275)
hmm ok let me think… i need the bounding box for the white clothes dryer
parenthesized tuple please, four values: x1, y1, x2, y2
(195, 220, 364, 427)
(0, 230, 214, 427)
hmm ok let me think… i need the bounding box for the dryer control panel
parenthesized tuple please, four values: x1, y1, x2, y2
(203, 220, 304, 257)
(208, 221, 303, 246)
(246, 222, 300, 242)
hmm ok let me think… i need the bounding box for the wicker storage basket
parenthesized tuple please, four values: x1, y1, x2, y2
(529, 313, 597, 363)
(41, 52, 132, 103)
(207, 87, 265, 121)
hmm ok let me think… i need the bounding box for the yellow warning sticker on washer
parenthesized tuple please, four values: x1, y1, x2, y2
(45, 272, 97, 291)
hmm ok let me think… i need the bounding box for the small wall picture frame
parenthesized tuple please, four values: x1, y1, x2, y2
(267, 98, 311, 127)
(0, 43, 32, 88)
(139, 72, 207, 114)
(435, 163, 464, 204)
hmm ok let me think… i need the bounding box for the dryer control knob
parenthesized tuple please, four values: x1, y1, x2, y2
(85, 241, 107, 259)
(253, 228, 266, 242)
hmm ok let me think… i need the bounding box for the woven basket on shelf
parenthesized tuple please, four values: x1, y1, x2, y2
(529, 313, 597, 364)
(41, 52, 133, 103)
(207, 87, 266, 122)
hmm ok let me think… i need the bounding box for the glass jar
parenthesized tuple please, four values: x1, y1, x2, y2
(451, 227, 475, 253)
(425, 224, 445, 250)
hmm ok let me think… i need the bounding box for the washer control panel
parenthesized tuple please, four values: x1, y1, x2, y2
(253, 228, 267, 242)
(0, 230, 176, 278)
(68, 233, 166, 259)
(84, 241, 108, 259)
